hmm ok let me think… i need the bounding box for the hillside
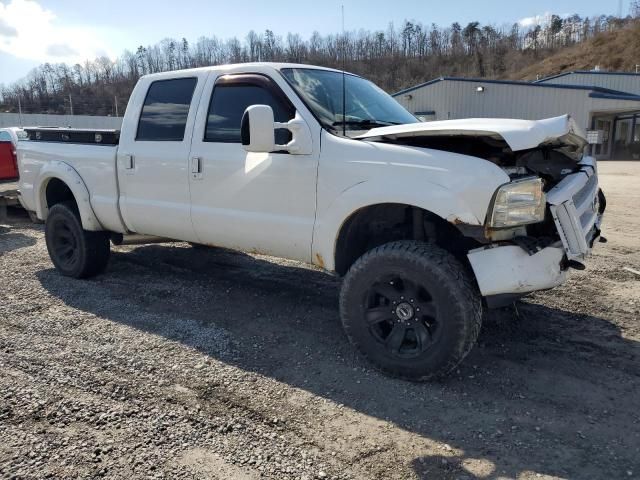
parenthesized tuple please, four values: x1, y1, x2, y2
(0, 15, 637, 115)
(510, 20, 640, 81)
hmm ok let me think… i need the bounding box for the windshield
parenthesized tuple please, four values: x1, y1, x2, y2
(281, 68, 417, 136)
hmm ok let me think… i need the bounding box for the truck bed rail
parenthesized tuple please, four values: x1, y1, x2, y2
(24, 127, 120, 146)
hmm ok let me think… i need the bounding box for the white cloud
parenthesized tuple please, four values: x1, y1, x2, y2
(46, 43, 78, 57)
(0, 0, 116, 65)
(0, 18, 18, 37)
(518, 12, 572, 28)
(518, 12, 552, 28)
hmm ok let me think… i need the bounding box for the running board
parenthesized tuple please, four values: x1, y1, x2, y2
(111, 233, 174, 246)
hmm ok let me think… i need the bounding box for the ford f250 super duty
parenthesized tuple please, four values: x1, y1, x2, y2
(17, 63, 606, 380)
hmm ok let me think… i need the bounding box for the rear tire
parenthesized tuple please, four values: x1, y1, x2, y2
(45, 201, 110, 278)
(339, 241, 482, 381)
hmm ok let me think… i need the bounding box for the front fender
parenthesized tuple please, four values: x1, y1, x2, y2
(313, 177, 488, 272)
(35, 161, 103, 231)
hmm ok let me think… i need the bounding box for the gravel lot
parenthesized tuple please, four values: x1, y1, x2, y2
(1, 161, 639, 480)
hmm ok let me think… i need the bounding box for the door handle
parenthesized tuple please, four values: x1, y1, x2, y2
(123, 154, 135, 169)
(191, 156, 203, 179)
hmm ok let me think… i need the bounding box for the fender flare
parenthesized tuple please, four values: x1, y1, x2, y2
(35, 161, 104, 231)
(312, 178, 484, 272)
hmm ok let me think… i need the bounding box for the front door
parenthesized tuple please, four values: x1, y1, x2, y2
(188, 73, 319, 262)
(117, 73, 208, 241)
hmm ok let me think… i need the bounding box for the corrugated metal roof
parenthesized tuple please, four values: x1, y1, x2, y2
(536, 70, 640, 83)
(393, 77, 640, 101)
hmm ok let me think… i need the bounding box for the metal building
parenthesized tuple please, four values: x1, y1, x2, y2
(536, 70, 640, 96)
(0, 113, 122, 130)
(393, 73, 640, 160)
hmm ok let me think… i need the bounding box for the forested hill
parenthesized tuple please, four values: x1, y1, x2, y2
(1, 13, 639, 116)
(509, 18, 640, 80)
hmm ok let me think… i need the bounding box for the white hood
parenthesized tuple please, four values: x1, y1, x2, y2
(356, 115, 587, 152)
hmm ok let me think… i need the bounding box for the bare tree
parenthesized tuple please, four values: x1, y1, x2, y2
(0, 12, 636, 115)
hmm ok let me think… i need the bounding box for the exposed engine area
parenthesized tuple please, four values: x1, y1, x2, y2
(382, 134, 583, 188)
(377, 133, 592, 250)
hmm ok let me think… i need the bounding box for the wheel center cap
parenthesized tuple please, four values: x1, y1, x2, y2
(395, 302, 414, 321)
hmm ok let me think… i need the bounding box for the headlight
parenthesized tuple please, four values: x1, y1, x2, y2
(488, 177, 545, 228)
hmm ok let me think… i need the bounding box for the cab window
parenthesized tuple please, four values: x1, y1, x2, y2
(205, 76, 294, 144)
(136, 78, 197, 141)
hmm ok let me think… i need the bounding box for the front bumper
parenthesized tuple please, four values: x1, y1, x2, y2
(468, 156, 604, 303)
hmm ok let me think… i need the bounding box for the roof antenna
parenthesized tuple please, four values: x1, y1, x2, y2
(341, 4, 346, 137)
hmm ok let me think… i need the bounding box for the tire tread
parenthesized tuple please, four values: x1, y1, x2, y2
(45, 201, 110, 279)
(339, 240, 482, 381)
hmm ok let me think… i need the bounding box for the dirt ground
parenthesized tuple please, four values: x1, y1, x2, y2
(0, 162, 638, 480)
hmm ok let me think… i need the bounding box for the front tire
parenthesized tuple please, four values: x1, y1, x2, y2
(45, 201, 110, 278)
(339, 241, 482, 381)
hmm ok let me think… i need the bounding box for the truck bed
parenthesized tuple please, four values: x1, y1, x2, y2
(17, 136, 125, 233)
(24, 127, 120, 146)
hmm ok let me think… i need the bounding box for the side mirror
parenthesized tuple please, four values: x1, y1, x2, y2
(241, 105, 276, 153)
(241, 105, 313, 155)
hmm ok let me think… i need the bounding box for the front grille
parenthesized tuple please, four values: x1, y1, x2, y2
(547, 157, 602, 260)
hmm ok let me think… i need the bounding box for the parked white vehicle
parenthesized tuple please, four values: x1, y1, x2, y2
(17, 63, 606, 380)
(0, 127, 27, 146)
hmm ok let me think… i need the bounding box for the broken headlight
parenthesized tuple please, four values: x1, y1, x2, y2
(488, 177, 545, 228)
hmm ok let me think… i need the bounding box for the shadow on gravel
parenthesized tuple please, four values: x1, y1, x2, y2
(0, 224, 37, 256)
(37, 244, 640, 480)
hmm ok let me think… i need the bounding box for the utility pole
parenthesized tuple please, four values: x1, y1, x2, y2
(17, 97, 23, 127)
(115, 96, 119, 117)
(68, 94, 74, 116)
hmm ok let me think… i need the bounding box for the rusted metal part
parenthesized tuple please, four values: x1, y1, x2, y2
(448, 216, 467, 225)
(314, 253, 325, 269)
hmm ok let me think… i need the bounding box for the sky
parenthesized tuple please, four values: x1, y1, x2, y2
(0, 0, 627, 86)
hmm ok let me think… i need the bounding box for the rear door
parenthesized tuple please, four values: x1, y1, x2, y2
(117, 72, 208, 241)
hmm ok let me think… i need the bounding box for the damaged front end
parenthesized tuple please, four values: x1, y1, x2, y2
(468, 155, 606, 307)
(360, 115, 606, 307)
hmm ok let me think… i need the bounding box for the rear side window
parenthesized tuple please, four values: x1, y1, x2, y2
(205, 83, 294, 143)
(136, 78, 197, 141)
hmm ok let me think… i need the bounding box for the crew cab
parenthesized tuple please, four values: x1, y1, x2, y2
(17, 63, 606, 380)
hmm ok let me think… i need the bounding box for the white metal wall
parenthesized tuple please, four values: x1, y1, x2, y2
(538, 73, 640, 96)
(0, 113, 123, 129)
(395, 79, 640, 131)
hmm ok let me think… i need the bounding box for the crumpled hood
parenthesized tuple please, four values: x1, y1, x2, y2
(355, 114, 587, 152)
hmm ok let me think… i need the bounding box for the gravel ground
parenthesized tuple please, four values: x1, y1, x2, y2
(0, 162, 639, 480)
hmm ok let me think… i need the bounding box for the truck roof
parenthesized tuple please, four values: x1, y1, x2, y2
(139, 62, 350, 82)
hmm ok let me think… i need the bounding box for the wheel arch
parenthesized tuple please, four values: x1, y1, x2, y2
(331, 202, 481, 276)
(312, 178, 486, 274)
(35, 161, 103, 231)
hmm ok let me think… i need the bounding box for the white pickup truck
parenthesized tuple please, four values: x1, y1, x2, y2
(17, 63, 605, 380)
